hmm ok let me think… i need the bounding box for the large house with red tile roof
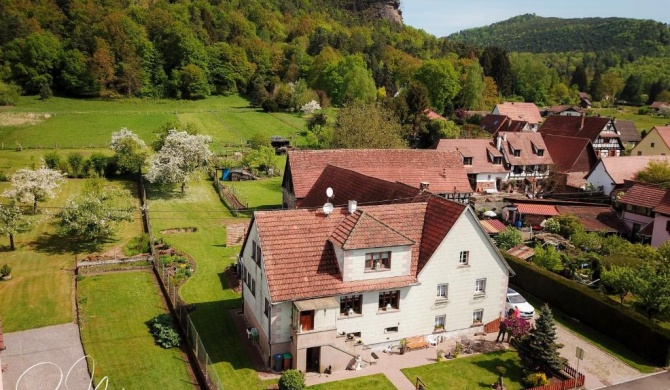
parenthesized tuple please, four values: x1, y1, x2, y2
(282, 149, 472, 208)
(539, 115, 623, 158)
(630, 126, 670, 157)
(497, 132, 553, 184)
(480, 114, 531, 136)
(617, 183, 668, 242)
(492, 102, 542, 131)
(586, 155, 670, 196)
(542, 134, 599, 191)
(434, 139, 509, 192)
(239, 196, 513, 373)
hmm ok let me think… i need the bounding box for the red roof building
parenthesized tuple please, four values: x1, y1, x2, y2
(542, 134, 599, 191)
(480, 114, 530, 136)
(539, 115, 624, 158)
(492, 102, 542, 129)
(497, 132, 554, 184)
(618, 183, 668, 242)
(434, 139, 509, 192)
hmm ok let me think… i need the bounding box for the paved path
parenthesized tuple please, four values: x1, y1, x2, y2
(0, 323, 91, 390)
(599, 370, 670, 389)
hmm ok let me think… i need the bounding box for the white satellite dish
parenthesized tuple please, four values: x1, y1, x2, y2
(326, 187, 334, 198)
(322, 202, 334, 216)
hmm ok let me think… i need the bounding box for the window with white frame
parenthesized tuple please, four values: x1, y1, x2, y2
(436, 284, 448, 300)
(473, 309, 484, 324)
(475, 278, 486, 294)
(434, 315, 446, 330)
(365, 251, 391, 271)
(459, 251, 469, 265)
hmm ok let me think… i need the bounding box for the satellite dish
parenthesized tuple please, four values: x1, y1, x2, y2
(322, 202, 334, 216)
(326, 187, 334, 198)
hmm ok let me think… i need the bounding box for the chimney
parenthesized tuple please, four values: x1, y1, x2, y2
(420, 182, 430, 191)
(580, 114, 585, 130)
(348, 200, 357, 214)
(496, 135, 502, 149)
(503, 133, 507, 142)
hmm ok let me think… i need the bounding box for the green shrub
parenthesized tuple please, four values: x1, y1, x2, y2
(0, 171, 7, 182)
(522, 372, 549, 387)
(150, 313, 181, 348)
(123, 234, 151, 256)
(1, 263, 12, 277)
(0, 82, 20, 106)
(638, 107, 650, 115)
(43, 151, 61, 169)
(278, 369, 305, 390)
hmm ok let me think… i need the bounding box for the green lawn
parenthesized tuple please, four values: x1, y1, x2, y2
(228, 176, 283, 211)
(0, 95, 307, 153)
(0, 178, 142, 332)
(593, 106, 670, 133)
(0, 149, 113, 175)
(402, 351, 525, 390)
(146, 177, 267, 389)
(308, 374, 396, 389)
(78, 271, 194, 389)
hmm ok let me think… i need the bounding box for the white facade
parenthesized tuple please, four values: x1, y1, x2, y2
(474, 172, 509, 192)
(652, 214, 670, 247)
(240, 207, 510, 372)
(586, 160, 616, 196)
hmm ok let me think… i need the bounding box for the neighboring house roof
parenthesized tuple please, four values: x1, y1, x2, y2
(539, 115, 612, 142)
(253, 196, 490, 302)
(285, 149, 472, 201)
(507, 244, 534, 260)
(480, 114, 529, 135)
(424, 109, 447, 121)
(299, 165, 425, 208)
(650, 101, 670, 109)
(619, 183, 668, 209)
(434, 139, 507, 174)
(546, 105, 583, 115)
(542, 134, 598, 173)
(597, 155, 670, 185)
(578, 92, 592, 105)
(480, 219, 507, 234)
(515, 203, 559, 216)
(499, 131, 554, 166)
(555, 205, 626, 233)
(615, 120, 641, 144)
(652, 126, 670, 148)
(494, 102, 542, 124)
(653, 191, 670, 216)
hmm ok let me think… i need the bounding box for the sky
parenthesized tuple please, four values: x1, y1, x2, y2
(401, 0, 670, 37)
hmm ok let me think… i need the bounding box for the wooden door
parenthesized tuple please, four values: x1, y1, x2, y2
(300, 310, 314, 331)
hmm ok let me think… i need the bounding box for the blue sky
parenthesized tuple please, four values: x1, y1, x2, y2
(401, 1, 670, 37)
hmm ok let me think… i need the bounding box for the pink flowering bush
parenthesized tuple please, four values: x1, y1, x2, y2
(502, 316, 531, 340)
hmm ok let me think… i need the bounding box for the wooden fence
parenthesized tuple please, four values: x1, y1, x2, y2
(527, 364, 585, 390)
(484, 317, 501, 333)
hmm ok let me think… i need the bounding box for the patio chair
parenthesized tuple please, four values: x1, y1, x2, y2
(426, 334, 438, 347)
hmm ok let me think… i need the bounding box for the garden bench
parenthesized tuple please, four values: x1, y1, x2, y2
(405, 335, 429, 351)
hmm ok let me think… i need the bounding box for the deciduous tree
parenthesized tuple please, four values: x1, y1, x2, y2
(635, 160, 670, 188)
(0, 201, 33, 250)
(3, 167, 65, 213)
(331, 102, 405, 149)
(414, 59, 460, 112)
(110, 128, 149, 175)
(496, 227, 523, 250)
(601, 265, 637, 304)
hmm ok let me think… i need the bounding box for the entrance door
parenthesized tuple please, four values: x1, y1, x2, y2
(300, 310, 314, 332)
(306, 346, 321, 373)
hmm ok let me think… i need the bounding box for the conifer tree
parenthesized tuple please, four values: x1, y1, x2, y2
(517, 304, 564, 374)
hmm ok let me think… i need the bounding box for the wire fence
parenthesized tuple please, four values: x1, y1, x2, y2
(139, 177, 224, 390)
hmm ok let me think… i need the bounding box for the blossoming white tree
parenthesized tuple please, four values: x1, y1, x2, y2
(300, 99, 322, 114)
(145, 129, 213, 192)
(0, 201, 34, 250)
(3, 166, 65, 213)
(110, 128, 149, 175)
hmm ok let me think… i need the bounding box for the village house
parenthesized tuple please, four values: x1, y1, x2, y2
(578, 92, 592, 109)
(497, 132, 553, 188)
(544, 105, 584, 117)
(614, 119, 641, 147)
(538, 115, 624, 158)
(479, 114, 531, 136)
(433, 139, 509, 192)
(492, 102, 543, 131)
(542, 134, 599, 191)
(630, 126, 670, 156)
(650, 191, 670, 247)
(616, 182, 668, 242)
(650, 101, 670, 114)
(586, 155, 670, 196)
(239, 196, 513, 373)
(281, 149, 472, 209)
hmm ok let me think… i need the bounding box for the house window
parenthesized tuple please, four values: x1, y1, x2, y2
(264, 298, 270, 317)
(637, 151, 642, 156)
(379, 290, 400, 311)
(242, 267, 247, 285)
(384, 326, 398, 333)
(251, 279, 256, 297)
(252, 240, 257, 260)
(538, 165, 547, 173)
(463, 157, 473, 165)
(473, 309, 484, 324)
(536, 149, 544, 156)
(513, 149, 521, 157)
(365, 251, 391, 271)
(256, 243, 262, 266)
(651, 142, 655, 147)
(340, 295, 363, 316)
(513, 165, 523, 174)
(475, 278, 487, 294)
(459, 251, 469, 265)
(434, 315, 446, 331)
(493, 157, 502, 165)
(436, 284, 448, 299)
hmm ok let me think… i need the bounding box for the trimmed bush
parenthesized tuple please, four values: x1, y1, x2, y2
(1, 263, 12, 277)
(523, 372, 549, 387)
(504, 252, 670, 365)
(150, 313, 181, 348)
(278, 369, 305, 390)
(43, 152, 61, 170)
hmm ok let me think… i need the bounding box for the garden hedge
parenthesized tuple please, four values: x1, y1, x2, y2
(504, 252, 670, 366)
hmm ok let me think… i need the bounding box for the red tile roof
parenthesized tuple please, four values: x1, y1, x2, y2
(424, 109, 447, 121)
(546, 105, 583, 114)
(480, 219, 506, 234)
(542, 134, 597, 173)
(329, 210, 415, 250)
(654, 191, 670, 216)
(539, 115, 613, 142)
(286, 149, 472, 200)
(480, 114, 529, 135)
(653, 126, 670, 149)
(555, 205, 626, 233)
(619, 183, 668, 209)
(515, 203, 559, 216)
(494, 102, 542, 124)
(599, 155, 670, 185)
(615, 120, 641, 144)
(299, 165, 425, 208)
(650, 101, 670, 109)
(434, 139, 507, 174)
(254, 196, 469, 302)
(499, 132, 554, 166)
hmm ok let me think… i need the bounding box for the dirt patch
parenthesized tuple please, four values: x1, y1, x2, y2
(160, 227, 198, 234)
(225, 263, 241, 293)
(0, 112, 51, 126)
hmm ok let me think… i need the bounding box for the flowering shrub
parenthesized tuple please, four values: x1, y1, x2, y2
(523, 372, 549, 387)
(502, 316, 531, 339)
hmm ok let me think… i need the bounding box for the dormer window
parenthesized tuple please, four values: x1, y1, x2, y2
(493, 157, 502, 165)
(463, 157, 473, 165)
(531, 142, 544, 156)
(365, 251, 391, 271)
(513, 149, 521, 157)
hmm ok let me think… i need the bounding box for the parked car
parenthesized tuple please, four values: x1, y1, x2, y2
(506, 288, 535, 320)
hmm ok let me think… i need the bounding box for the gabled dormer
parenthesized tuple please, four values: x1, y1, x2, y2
(329, 210, 414, 282)
(531, 142, 544, 156)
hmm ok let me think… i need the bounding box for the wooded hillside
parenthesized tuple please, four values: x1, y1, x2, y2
(449, 14, 670, 57)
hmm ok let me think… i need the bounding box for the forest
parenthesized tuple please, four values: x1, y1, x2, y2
(0, 0, 669, 116)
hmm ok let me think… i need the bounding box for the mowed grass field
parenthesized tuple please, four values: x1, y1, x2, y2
(0, 95, 306, 153)
(0, 178, 142, 332)
(78, 271, 194, 389)
(593, 106, 670, 133)
(308, 374, 396, 389)
(0, 148, 113, 175)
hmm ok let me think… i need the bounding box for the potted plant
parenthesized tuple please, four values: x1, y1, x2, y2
(399, 338, 407, 355)
(436, 349, 444, 362)
(1, 264, 11, 281)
